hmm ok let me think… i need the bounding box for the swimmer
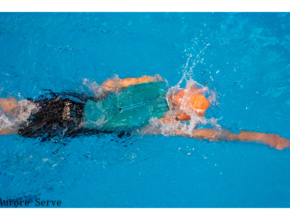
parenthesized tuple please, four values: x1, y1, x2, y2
(1, 74, 290, 151)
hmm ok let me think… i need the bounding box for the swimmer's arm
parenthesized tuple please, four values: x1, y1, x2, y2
(102, 74, 163, 92)
(157, 118, 290, 150)
(174, 128, 290, 151)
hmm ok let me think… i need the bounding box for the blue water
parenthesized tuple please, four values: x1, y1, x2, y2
(0, 13, 290, 208)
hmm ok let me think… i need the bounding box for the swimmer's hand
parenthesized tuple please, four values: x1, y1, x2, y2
(273, 137, 290, 150)
(239, 131, 290, 150)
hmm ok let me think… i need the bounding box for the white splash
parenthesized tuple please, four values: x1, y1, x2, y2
(0, 99, 39, 131)
(82, 78, 106, 99)
(141, 41, 220, 138)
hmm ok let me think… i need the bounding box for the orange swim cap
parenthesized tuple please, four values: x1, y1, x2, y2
(172, 88, 210, 111)
(188, 94, 210, 110)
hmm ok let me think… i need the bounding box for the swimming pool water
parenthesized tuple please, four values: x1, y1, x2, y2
(0, 12, 290, 208)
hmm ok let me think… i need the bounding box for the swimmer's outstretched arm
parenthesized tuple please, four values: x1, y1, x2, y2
(159, 116, 290, 150)
(173, 128, 290, 151)
(102, 74, 163, 92)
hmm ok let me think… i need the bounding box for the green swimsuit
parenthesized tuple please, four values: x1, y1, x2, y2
(83, 81, 170, 132)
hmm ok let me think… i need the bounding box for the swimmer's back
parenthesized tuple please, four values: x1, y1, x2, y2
(83, 81, 169, 131)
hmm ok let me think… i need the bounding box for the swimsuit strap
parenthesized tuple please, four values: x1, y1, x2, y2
(120, 99, 165, 111)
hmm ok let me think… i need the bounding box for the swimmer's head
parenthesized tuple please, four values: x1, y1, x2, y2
(171, 87, 210, 118)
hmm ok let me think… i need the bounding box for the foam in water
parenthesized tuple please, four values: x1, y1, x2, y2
(82, 78, 106, 99)
(82, 74, 123, 99)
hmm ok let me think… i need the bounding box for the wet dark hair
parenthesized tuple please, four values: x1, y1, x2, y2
(18, 95, 84, 139)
